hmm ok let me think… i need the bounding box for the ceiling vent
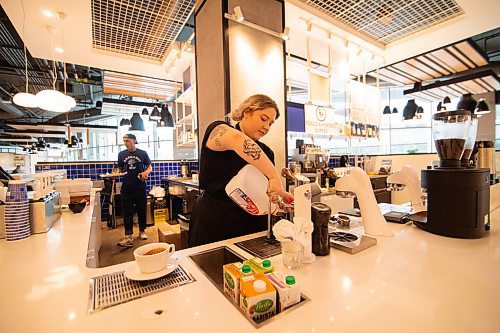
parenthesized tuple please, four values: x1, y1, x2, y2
(91, 0, 195, 61)
(298, 0, 464, 44)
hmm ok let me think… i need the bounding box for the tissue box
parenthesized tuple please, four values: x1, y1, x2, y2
(157, 223, 182, 250)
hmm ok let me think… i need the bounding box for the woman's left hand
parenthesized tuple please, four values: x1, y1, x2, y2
(267, 177, 294, 204)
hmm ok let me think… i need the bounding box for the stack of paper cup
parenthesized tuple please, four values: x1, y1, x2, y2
(5, 180, 30, 241)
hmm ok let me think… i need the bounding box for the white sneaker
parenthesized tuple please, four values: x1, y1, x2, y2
(139, 231, 148, 240)
(117, 235, 133, 247)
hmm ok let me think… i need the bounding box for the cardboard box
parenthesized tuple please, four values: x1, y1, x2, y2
(223, 262, 253, 305)
(157, 223, 182, 250)
(240, 274, 276, 323)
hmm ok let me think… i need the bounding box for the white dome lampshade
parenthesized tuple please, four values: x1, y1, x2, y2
(13, 92, 38, 108)
(36, 89, 71, 112)
(63, 94, 76, 110)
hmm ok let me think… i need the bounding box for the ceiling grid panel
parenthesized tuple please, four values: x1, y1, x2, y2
(298, 0, 464, 44)
(91, 0, 195, 61)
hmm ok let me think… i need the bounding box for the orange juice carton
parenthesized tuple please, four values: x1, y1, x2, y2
(239, 274, 277, 323)
(243, 258, 274, 274)
(265, 271, 301, 312)
(223, 263, 253, 305)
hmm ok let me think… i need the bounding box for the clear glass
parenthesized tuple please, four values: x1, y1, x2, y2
(432, 113, 471, 161)
(463, 117, 478, 160)
(281, 241, 304, 270)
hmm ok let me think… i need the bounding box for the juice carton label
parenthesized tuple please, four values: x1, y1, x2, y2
(223, 263, 252, 305)
(228, 188, 260, 215)
(240, 274, 276, 323)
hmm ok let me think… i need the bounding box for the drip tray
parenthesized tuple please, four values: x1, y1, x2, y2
(88, 265, 195, 313)
(234, 236, 282, 259)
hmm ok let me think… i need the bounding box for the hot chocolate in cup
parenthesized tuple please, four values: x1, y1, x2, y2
(133, 242, 175, 274)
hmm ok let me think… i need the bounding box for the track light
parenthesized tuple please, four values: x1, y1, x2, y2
(306, 23, 312, 35)
(234, 6, 244, 22)
(281, 27, 290, 41)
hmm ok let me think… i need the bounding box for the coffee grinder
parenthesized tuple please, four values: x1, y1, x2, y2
(417, 110, 490, 239)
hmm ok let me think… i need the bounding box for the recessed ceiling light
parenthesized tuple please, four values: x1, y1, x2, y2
(42, 10, 53, 18)
(55, 47, 64, 53)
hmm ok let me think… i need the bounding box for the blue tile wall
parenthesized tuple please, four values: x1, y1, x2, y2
(36, 161, 198, 222)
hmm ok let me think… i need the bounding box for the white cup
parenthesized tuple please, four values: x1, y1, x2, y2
(192, 173, 199, 183)
(133, 242, 175, 274)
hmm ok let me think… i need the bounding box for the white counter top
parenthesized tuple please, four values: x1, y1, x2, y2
(1, 193, 499, 333)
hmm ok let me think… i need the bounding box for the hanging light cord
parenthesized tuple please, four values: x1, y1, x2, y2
(50, 30, 57, 90)
(61, 14, 67, 95)
(20, 0, 29, 93)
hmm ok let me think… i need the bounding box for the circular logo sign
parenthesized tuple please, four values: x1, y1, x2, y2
(316, 106, 326, 121)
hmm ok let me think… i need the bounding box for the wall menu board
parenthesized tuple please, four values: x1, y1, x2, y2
(304, 104, 345, 136)
(348, 80, 381, 126)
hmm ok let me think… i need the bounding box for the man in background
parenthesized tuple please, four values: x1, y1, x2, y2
(117, 133, 152, 247)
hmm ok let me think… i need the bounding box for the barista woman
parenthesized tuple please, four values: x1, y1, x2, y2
(189, 94, 293, 247)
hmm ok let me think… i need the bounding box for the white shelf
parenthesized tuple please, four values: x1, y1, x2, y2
(177, 140, 196, 148)
(176, 113, 194, 125)
(174, 85, 194, 105)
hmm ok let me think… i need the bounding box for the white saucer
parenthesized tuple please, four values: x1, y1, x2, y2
(124, 257, 178, 281)
(100, 172, 127, 178)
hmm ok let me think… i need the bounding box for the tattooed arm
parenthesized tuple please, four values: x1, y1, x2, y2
(206, 124, 292, 201)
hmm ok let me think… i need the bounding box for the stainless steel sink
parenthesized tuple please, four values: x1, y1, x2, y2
(188, 246, 244, 290)
(188, 246, 310, 328)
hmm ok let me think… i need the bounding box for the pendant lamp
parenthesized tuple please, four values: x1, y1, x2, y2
(403, 99, 418, 120)
(36, 89, 70, 112)
(141, 107, 149, 116)
(416, 106, 424, 114)
(119, 118, 131, 127)
(149, 105, 161, 121)
(12, 4, 38, 108)
(392, 107, 398, 114)
(475, 98, 490, 115)
(129, 112, 145, 131)
(457, 93, 477, 112)
(160, 104, 175, 127)
(383, 106, 391, 114)
(437, 102, 443, 111)
(443, 96, 451, 104)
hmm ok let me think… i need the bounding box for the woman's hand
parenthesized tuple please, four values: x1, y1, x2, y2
(267, 176, 294, 204)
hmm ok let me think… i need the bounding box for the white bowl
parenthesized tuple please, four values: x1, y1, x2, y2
(133, 242, 175, 274)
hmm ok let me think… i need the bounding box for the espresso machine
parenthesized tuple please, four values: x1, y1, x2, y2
(291, 142, 329, 181)
(417, 110, 490, 239)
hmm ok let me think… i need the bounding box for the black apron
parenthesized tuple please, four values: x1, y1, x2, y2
(188, 121, 274, 247)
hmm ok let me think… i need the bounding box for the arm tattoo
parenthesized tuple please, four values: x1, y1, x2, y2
(243, 139, 262, 161)
(209, 126, 228, 146)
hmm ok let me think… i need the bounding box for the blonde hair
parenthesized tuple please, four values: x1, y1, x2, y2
(230, 94, 280, 122)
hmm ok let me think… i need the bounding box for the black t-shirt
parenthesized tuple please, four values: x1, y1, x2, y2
(117, 148, 151, 189)
(189, 120, 275, 246)
(199, 121, 275, 196)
